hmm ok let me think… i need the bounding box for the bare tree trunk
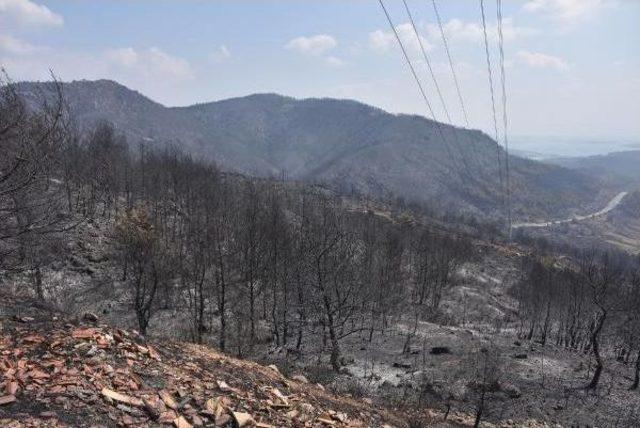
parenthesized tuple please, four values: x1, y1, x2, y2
(215, 238, 228, 352)
(587, 310, 607, 389)
(541, 300, 551, 345)
(368, 307, 376, 343)
(323, 295, 341, 372)
(34, 265, 44, 300)
(295, 273, 306, 352)
(217, 266, 227, 352)
(249, 280, 255, 350)
(195, 274, 205, 344)
(282, 266, 288, 346)
(271, 278, 280, 346)
(631, 350, 640, 390)
(473, 390, 484, 428)
(403, 310, 419, 355)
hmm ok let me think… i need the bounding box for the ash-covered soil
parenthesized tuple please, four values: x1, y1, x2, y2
(259, 251, 640, 428)
(3, 216, 639, 427)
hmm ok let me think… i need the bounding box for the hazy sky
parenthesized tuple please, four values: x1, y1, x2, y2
(1, 0, 639, 144)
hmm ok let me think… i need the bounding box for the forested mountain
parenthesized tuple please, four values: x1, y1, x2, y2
(16, 79, 607, 222)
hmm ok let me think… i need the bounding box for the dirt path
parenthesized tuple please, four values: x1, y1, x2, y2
(513, 191, 628, 229)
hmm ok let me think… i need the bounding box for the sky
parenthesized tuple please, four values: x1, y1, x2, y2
(1, 0, 639, 152)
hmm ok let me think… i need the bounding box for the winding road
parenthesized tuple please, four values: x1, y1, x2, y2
(513, 191, 628, 229)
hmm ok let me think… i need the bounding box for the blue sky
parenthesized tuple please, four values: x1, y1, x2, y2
(1, 0, 639, 148)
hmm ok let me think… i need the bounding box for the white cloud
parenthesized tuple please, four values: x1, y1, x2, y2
(368, 23, 432, 54)
(427, 19, 483, 43)
(0, 0, 63, 27)
(105, 47, 193, 80)
(369, 30, 393, 53)
(1, 45, 194, 105)
(523, 0, 605, 24)
(285, 35, 343, 68)
(0, 33, 35, 55)
(147, 47, 192, 78)
(324, 56, 345, 68)
(517, 50, 569, 71)
(426, 17, 536, 44)
(212, 45, 231, 63)
(285, 34, 337, 56)
(369, 18, 531, 55)
(105, 47, 138, 67)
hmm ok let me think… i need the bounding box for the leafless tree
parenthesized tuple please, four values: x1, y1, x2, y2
(0, 71, 71, 296)
(114, 208, 168, 335)
(579, 251, 625, 389)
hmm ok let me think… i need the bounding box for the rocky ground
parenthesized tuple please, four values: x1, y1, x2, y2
(0, 291, 440, 428)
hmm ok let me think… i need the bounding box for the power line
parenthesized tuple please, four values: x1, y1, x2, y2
(377, 0, 460, 176)
(479, 0, 504, 195)
(378, 0, 436, 122)
(424, 0, 485, 179)
(402, 0, 451, 123)
(496, 0, 512, 239)
(431, 0, 469, 127)
(401, 0, 475, 181)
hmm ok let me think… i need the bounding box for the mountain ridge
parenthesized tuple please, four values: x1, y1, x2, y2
(15, 79, 610, 222)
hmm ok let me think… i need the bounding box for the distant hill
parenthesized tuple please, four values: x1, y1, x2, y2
(16, 79, 607, 221)
(549, 150, 640, 184)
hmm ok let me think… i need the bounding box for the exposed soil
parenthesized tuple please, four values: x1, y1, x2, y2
(0, 294, 441, 428)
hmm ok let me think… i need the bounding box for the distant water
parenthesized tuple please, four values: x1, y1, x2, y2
(510, 136, 640, 159)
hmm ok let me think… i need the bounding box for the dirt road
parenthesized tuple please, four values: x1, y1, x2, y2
(513, 191, 628, 229)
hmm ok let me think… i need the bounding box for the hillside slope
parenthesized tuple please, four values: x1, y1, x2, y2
(0, 293, 434, 428)
(16, 80, 607, 221)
